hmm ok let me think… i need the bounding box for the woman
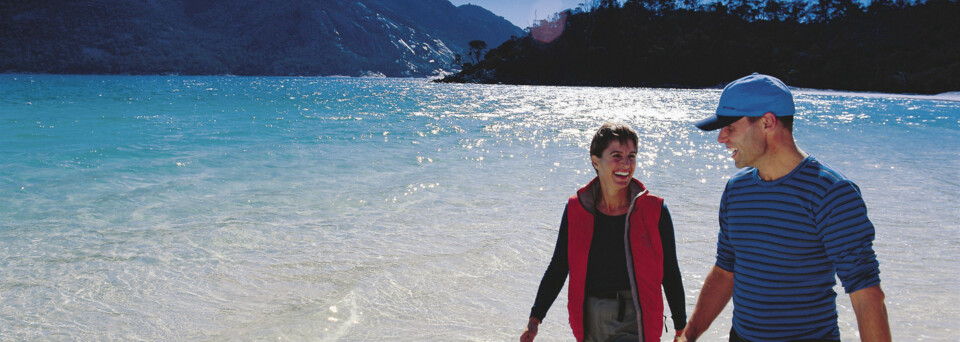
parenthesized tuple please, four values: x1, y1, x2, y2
(521, 122, 686, 342)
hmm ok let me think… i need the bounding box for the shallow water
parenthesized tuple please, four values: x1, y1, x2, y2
(1, 75, 957, 340)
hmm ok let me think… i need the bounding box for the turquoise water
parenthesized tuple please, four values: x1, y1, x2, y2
(1, 75, 958, 340)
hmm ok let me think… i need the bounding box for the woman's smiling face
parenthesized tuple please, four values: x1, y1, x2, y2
(591, 139, 637, 191)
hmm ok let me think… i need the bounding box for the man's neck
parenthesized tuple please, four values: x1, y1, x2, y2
(757, 135, 807, 181)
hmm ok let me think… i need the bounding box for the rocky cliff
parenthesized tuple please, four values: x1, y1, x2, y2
(1, 0, 523, 77)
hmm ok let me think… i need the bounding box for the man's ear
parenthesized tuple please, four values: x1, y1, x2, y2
(762, 112, 777, 130)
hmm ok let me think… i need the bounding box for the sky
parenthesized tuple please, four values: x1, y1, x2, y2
(448, 0, 585, 28)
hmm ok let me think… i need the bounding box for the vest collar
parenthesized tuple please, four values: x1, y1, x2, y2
(577, 177, 649, 216)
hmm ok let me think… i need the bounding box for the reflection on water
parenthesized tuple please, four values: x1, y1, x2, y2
(0, 75, 957, 340)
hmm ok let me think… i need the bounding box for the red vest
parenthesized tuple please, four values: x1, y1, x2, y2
(566, 178, 665, 342)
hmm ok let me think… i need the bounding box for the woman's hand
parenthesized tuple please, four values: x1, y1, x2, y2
(674, 328, 685, 342)
(520, 317, 541, 342)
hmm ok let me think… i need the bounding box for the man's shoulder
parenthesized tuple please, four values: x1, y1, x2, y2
(728, 168, 756, 183)
(798, 156, 854, 187)
(721, 169, 758, 196)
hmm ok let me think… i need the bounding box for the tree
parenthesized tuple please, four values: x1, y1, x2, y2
(595, 0, 619, 9)
(453, 53, 463, 68)
(727, 0, 762, 20)
(811, 0, 862, 21)
(468, 40, 487, 64)
(438, 0, 959, 94)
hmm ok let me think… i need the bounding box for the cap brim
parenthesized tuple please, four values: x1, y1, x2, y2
(695, 115, 743, 131)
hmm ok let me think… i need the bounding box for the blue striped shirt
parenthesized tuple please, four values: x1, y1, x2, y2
(716, 156, 880, 341)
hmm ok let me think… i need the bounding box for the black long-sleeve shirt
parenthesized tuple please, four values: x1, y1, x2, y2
(529, 203, 687, 330)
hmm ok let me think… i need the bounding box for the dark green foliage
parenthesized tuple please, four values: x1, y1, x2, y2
(439, 0, 959, 94)
(469, 40, 488, 64)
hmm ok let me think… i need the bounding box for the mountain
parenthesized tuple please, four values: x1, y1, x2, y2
(0, 0, 523, 77)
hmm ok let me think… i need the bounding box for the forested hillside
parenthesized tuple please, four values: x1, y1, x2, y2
(440, 0, 959, 94)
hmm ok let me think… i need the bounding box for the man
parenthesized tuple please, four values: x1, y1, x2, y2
(681, 73, 891, 342)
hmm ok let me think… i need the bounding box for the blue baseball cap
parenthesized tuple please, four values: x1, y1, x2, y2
(695, 73, 795, 131)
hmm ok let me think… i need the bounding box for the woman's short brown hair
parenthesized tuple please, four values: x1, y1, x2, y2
(589, 122, 639, 158)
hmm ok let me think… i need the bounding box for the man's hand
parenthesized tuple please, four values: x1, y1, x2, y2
(682, 266, 735, 342)
(520, 316, 541, 342)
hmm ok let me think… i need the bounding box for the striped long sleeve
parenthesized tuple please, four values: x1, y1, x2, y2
(715, 156, 880, 341)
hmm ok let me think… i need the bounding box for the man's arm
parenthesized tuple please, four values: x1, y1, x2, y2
(680, 265, 734, 342)
(849, 285, 890, 342)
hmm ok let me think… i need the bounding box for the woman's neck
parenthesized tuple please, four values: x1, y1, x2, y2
(597, 188, 630, 216)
